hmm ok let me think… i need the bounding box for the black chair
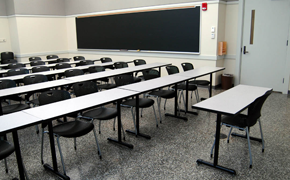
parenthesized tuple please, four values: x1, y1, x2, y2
(46, 55, 58, 64)
(64, 69, 84, 78)
(31, 66, 50, 73)
(114, 61, 142, 83)
(0, 79, 30, 115)
(1, 52, 14, 61)
(0, 138, 29, 179)
(73, 56, 85, 61)
(181, 62, 210, 99)
(73, 81, 120, 137)
(76, 60, 94, 66)
(57, 58, 70, 63)
(7, 68, 29, 77)
(1, 59, 17, 65)
(7, 63, 25, 69)
(88, 66, 117, 90)
(29, 56, 41, 61)
(30, 60, 45, 66)
(165, 65, 199, 110)
(114, 75, 158, 132)
(142, 69, 176, 123)
(55, 63, 71, 70)
(39, 90, 100, 175)
(133, 59, 146, 78)
(210, 90, 272, 168)
(100, 57, 114, 70)
(46, 55, 58, 59)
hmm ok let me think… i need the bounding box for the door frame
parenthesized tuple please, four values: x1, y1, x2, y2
(234, 0, 290, 94)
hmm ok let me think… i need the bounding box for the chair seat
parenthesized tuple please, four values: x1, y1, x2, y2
(149, 90, 175, 99)
(30, 99, 40, 106)
(3, 104, 30, 114)
(133, 77, 142, 83)
(172, 83, 197, 91)
(98, 84, 117, 90)
(221, 114, 248, 128)
(82, 107, 117, 120)
(122, 98, 154, 108)
(0, 140, 15, 160)
(53, 120, 94, 138)
(189, 80, 210, 86)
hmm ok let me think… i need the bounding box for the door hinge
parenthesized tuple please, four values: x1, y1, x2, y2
(287, 40, 288, 46)
(283, 78, 284, 83)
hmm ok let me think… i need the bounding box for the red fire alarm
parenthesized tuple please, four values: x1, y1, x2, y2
(202, 3, 207, 11)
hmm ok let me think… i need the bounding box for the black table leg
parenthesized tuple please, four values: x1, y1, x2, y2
(126, 95, 151, 139)
(196, 114, 236, 175)
(44, 121, 70, 180)
(12, 131, 25, 180)
(179, 80, 198, 115)
(108, 100, 134, 148)
(165, 83, 188, 120)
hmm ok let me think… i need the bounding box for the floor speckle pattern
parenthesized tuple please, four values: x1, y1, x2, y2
(1, 87, 289, 180)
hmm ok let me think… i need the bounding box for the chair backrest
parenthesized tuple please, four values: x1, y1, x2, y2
(142, 69, 160, 80)
(133, 59, 146, 66)
(73, 81, 98, 97)
(46, 55, 58, 59)
(73, 56, 85, 61)
(57, 58, 70, 63)
(247, 90, 273, 127)
(29, 56, 42, 61)
(23, 74, 48, 85)
(114, 61, 128, 69)
(100, 57, 112, 63)
(55, 63, 71, 70)
(0, 79, 16, 89)
(38, 90, 71, 106)
(7, 63, 25, 69)
(76, 60, 94, 66)
(30, 60, 45, 66)
(64, 69, 84, 77)
(114, 75, 135, 86)
(7, 68, 29, 76)
(1, 59, 17, 64)
(88, 66, 105, 73)
(181, 62, 194, 71)
(32, 66, 50, 73)
(1, 52, 14, 61)
(165, 65, 180, 75)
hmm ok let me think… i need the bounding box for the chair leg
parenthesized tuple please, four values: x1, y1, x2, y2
(195, 89, 200, 103)
(258, 118, 265, 152)
(56, 135, 67, 175)
(246, 127, 253, 168)
(74, 138, 77, 150)
(157, 97, 162, 123)
(113, 117, 116, 131)
(120, 119, 126, 140)
(4, 158, 8, 173)
(99, 121, 101, 134)
(164, 99, 167, 110)
(92, 127, 102, 159)
(40, 128, 46, 164)
(210, 139, 215, 158)
(35, 125, 39, 134)
(152, 105, 158, 127)
(227, 127, 233, 143)
(130, 107, 138, 135)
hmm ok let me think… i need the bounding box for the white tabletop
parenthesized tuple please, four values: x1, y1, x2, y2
(23, 88, 139, 120)
(0, 111, 42, 133)
(175, 66, 225, 78)
(192, 84, 272, 115)
(118, 75, 189, 93)
(0, 79, 75, 98)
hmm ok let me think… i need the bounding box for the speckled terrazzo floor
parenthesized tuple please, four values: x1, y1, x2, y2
(1, 87, 289, 180)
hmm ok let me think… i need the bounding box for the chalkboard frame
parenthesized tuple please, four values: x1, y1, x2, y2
(76, 6, 200, 54)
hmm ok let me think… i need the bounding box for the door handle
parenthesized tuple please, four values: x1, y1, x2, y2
(243, 46, 249, 54)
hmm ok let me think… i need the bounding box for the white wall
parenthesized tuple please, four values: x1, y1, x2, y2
(0, 17, 12, 53)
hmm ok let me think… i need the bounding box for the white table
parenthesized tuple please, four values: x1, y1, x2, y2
(191, 84, 272, 175)
(0, 112, 42, 180)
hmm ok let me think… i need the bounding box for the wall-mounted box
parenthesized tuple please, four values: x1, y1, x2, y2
(218, 41, 227, 55)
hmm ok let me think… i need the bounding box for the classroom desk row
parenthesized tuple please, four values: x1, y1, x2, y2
(0, 66, 224, 179)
